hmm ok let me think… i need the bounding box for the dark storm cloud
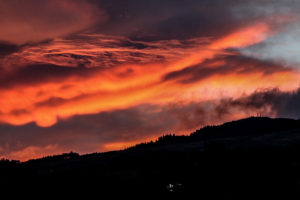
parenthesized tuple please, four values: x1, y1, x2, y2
(1, 0, 298, 44)
(88, 0, 300, 41)
(90, 0, 245, 40)
(0, 64, 102, 89)
(163, 54, 291, 84)
(216, 88, 300, 119)
(0, 42, 19, 57)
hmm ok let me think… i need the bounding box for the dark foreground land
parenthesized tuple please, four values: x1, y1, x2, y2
(2, 117, 300, 199)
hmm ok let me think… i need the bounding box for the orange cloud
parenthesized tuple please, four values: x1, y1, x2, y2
(210, 23, 270, 49)
(4, 144, 66, 162)
(0, 21, 298, 128)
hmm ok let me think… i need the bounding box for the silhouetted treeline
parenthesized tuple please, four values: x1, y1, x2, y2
(2, 117, 300, 199)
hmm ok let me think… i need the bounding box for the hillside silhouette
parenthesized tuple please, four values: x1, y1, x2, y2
(2, 117, 300, 199)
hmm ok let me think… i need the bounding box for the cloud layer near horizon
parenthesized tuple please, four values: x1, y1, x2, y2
(2, 87, 300, 161)
(1, 0, 300, 161)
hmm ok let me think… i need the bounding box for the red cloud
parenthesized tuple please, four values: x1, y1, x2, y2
(0, 22, 298, 128)
(0, 0, 106, 44)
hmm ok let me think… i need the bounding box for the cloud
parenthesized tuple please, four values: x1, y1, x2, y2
(0, 105, 177, 161)
(5, 144, 65, 161)
(90, 0, 296, 41)
(96, 0, 239, 40)
(1, 0, 300, 161)
(0, 0, 106, 44)
(243, 23, 300, 67)
(2, 87, 300, 161)
(0, 21, 298, 128)
(0, 42, 19, 57)
(0, 64, 102, 89)
(1, 33, 200, 69)
(0, 101, 246, 161)
(216, 88, 300, 119)
(163, 54, 292, 84)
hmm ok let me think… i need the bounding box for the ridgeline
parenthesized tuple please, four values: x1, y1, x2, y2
(2, 117, 300, 199)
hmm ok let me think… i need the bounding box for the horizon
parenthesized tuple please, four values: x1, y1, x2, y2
(1, 0, 300, 161)
(4, 115, 297, 162)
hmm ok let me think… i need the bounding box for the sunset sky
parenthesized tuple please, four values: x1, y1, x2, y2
(1, 0, 300, 161)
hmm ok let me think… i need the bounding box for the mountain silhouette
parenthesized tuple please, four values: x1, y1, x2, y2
(2, 117, 300, 199)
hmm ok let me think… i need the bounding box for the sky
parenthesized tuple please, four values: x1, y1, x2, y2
(1, 0, 300, 161)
